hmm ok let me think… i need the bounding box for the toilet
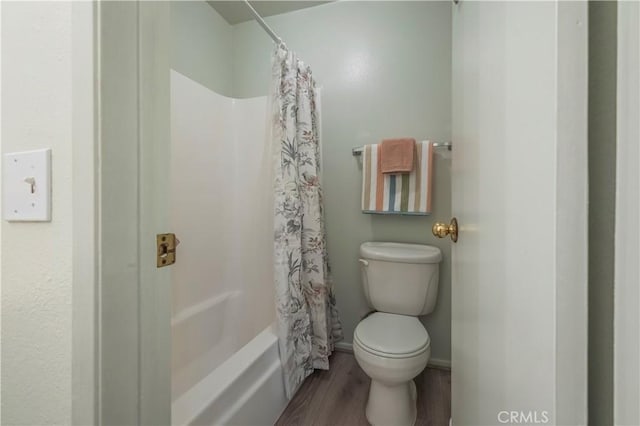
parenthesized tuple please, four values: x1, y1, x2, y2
(354, 242, 442, 426)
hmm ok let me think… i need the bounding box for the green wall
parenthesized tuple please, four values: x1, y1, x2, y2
(588, 2, 617, 425)
(170, 1, 233, 96)
(232, 1, 453, 364)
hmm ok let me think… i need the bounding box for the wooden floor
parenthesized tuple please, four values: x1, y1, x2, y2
(275, 351, 451, 426)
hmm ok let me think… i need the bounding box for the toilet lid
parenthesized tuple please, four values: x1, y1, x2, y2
(360, 242, 442, 264)
(354, 312, 430, 357)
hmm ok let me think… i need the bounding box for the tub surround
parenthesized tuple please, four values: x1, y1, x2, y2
(170, 70, 276, 414)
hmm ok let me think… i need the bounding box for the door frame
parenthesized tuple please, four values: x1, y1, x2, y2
(554, 3, 590, 423)
(91, 1, 172, 425)
(81, 1, 596, 424)
(614, 2, 640, 424)
(71, 1, 98, 424)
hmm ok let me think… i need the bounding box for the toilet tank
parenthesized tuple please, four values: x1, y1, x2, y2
(359, 242, 442, 316)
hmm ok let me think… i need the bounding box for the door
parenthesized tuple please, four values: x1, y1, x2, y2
(450, 2, 588, 425)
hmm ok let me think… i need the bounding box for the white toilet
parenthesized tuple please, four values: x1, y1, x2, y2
(354, 242, 442, 426)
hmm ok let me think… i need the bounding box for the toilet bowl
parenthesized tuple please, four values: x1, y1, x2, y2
(354, 242, 441, 426)
(353, 312, 430, 426)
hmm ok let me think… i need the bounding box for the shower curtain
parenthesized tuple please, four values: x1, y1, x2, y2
(271, 46, 343, 398)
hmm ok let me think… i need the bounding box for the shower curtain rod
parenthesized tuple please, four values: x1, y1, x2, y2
(243, 0, 284, 47)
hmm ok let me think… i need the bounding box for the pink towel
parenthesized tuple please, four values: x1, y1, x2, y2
(380, 138, 416, 174)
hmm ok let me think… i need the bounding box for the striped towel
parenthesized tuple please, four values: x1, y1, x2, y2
(361, 141, 433, 215)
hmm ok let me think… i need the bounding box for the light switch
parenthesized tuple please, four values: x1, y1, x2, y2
(2, 149, 52, 222)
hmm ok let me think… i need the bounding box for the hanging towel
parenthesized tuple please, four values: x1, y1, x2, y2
(380, 138, 416, 174)
(361, 141, 433, 215)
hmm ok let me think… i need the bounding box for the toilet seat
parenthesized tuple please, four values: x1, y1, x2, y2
(354, 312, 430, 359)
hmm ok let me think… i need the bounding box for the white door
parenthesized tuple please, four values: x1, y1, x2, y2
(450, 2, 588, 425)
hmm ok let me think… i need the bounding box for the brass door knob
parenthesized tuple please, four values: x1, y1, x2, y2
(432, 218, 458, 243)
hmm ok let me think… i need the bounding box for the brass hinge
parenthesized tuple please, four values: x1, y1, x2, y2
(157, 233, 179, 267)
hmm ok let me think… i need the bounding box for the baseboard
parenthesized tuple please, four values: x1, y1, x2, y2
(334, 341, 451, 370)
(334, 341, 354, 353)
(427, 358, 452, 370)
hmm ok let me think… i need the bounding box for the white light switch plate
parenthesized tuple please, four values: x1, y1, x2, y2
(3, 149, 52, 222)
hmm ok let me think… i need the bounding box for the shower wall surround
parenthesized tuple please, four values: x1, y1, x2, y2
(170, 70, 275, 399)
(171, 1, 453, 364)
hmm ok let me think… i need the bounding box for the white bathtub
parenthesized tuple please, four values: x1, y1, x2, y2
(172, 324, 288, 426)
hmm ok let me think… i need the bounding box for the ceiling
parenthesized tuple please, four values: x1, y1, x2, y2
(207, 1, 332, 25)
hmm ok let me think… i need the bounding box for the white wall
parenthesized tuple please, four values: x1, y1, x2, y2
(231, 1, 453, 363)
(1, 2, 75, 424)
(614, 2, 640, 424)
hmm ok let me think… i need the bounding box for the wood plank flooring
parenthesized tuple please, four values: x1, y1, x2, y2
(275, 351, 451, 426)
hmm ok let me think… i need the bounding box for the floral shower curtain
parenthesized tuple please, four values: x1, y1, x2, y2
(271, 45, 343, 398)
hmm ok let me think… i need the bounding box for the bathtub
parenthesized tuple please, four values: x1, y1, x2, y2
(172, 324, 288, 425)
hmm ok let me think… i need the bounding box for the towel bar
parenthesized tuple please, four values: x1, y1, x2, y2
(352, 141, 452, 156)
